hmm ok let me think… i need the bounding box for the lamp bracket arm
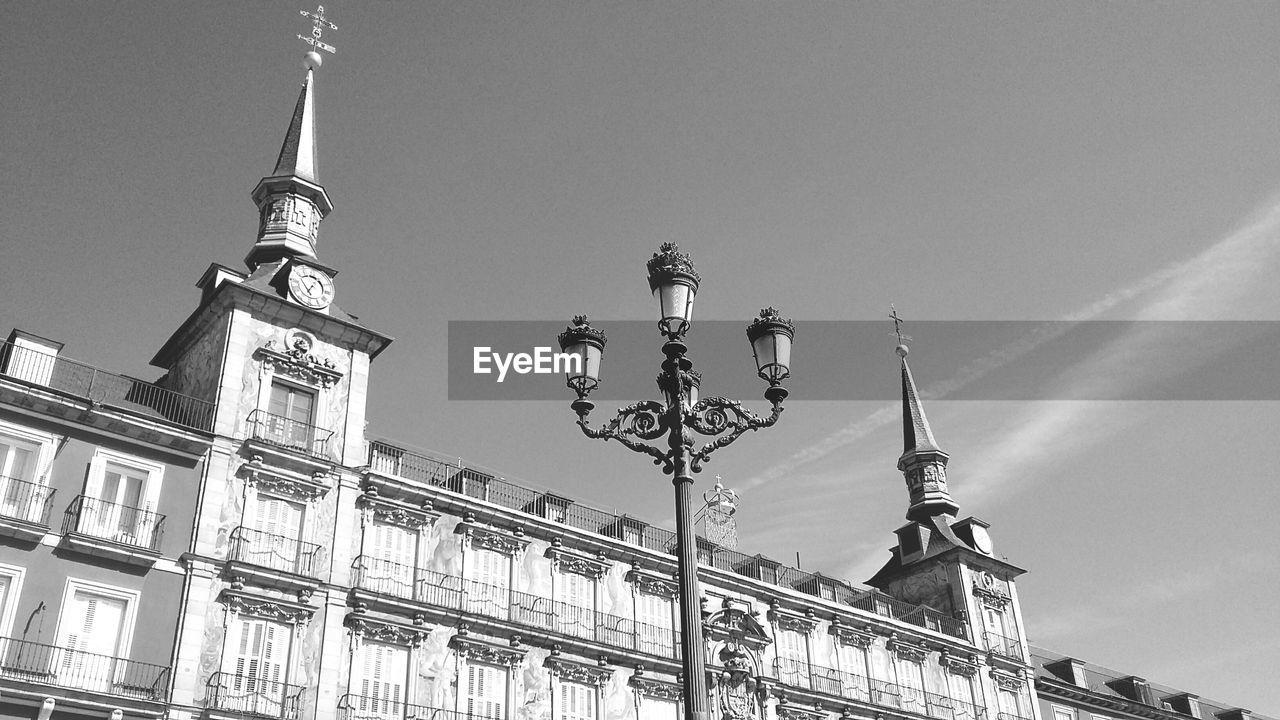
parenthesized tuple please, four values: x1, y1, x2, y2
(686, 396, 783, 473)
(576, 400, 674, 471)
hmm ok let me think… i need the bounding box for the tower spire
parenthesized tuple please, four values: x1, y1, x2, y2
(894, 334, 959, 522)
(245, 8, 338, 270)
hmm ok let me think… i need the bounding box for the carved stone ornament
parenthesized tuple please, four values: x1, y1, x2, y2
(449, 635, 527, 667)
(972, 571, 1011, 608)
(769, 608, 818, 636)
(990, 671, 1024, 691)
(943, 654, 979, 677)
(255, 338, 343, 389)
(221, 590, 314, 625)
(358, 496, 437, 530)
(544, 656, 614, 687)
(704, 606, 773, 651)
(629, 676, 682, 702)
(346, 615, 432, 646)
(829, 624, 875, 649)
(626, 568, 678, 598)
(243, 464, 327, 502)
(888, 639, 929, 664)
(458, 523, 530, 557)
(711, 642, 760, 720)
(546, 546, 610, 579)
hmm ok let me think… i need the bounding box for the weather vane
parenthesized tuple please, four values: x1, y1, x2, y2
(298, 5, 338, 56)
(889, 304, 913, 346)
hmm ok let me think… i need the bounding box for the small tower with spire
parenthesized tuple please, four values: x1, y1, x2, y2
(868, 312, 1032, 697)
(696, 476, 739, 549)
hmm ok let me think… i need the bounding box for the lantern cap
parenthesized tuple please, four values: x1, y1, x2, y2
(746, 307, 795, 342)
(646, 243, 702, 291)
(557, 315, 607, 351)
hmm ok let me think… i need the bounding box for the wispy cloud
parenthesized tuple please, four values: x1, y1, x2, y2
(743, 190, 1280, 498)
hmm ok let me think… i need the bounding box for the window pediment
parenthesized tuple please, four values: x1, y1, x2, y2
(449, 633, 527, 667)
(768, 606, 818, 635)
(626, 567, 679, 598)
(705, 601, 772, 651)
(357, 494, 437, 529)
(456, 519, 530, 556)
(829, 621, 875, 649)
(220, 588, 315, 625)
(544, 654, 614, 687)
(345, 613, 432, 646)
(629, 675, 682, 701)
(888, 636, 929, 664)
(255, 339, 343, 389)
(242, 457, 330, 501)
(545, 542, 610, 579)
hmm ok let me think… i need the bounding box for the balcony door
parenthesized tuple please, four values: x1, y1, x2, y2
(249, 494, 305, 574)
(0, 434, 36, 519)
(465, 548, 510, 618)
(226, 617, 292, 715)
(352, 641, 409, 717)
(268, 382, 316, 452)
(366, 521, 418, 599)
(56, 588, 127, 692)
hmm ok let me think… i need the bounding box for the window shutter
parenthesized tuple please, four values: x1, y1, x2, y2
(467, 663, 505, 720)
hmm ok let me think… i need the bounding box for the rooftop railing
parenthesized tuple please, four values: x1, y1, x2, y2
(248, 410, 335, 461)
(206, 671, 302, 719)
(0, 475, 55, 525)
(0, 340, 214, 432)
(367, 439, 970, 641)
(229, 526, 322, 577)
(0, 636, 170, 701)
(62, 495, 165, 551)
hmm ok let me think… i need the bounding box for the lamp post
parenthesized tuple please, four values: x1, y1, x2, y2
(557, 243, 794, 720)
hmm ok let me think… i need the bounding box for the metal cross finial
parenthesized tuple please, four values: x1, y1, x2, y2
(298, 5, 338, 55)
(889, 304, 913, 345)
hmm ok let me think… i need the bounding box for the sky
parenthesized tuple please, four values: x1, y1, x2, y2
(3, 0, 1279, 712)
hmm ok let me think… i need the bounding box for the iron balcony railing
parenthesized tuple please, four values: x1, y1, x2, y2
(997, 713, 1032, 720)
(366, 440, 968, 641)
(206, 671, 303, 719)
(229, 526, 322, 577)
(62, 495, 165, 551)
(772, 658, 925, 712)
(0, 340, 215, 431)
(350, 559, 680, 660)
(338, 696, 476, 720)
(249, 409, 335, 460)
(0, 475, 55, 525)
(0, 636, 170, 701)
(983, 631, 1023, 662)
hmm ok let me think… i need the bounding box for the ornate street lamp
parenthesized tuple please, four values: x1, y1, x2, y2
(557, 242, 794, 720)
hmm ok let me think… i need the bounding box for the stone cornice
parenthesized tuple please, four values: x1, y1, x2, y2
(242, 457, 331, 501)
(456, 519, 530, 556)
(777, 705, 827, 720)
(629, 675, 682, 701)
(220, 588, 315, 625)
(254, 340, 344, 389)
(1035, 678, 1190, 720)
(626, 567, 679, 598)
(449, 634, 528, 667)
(829, 621, 876, 649)
(990, 669, 1025, 691)
(769, 606, 819, 635)
(345, 614, 432, 646)
(888, 636, 929, 664)
(940, 651, 980, 677)
(544, 655, 615, 687)
(358, 493, 438, 529)
(545, 542, 610, 579)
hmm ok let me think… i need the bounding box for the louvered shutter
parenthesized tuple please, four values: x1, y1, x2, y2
(466, 663, 506, 720)
(636, 591, 673, 656)
(355, 641, 408, 716)
(556, 572, 593, 636)
(228, 617, 291, 711)
(57, 591, 126, 691)
(467, 548, 510, 616)
(638, 697, 678, 720)
(368, 521, 417, 598)
(559, 681, 596, 720)
(949, 673, 977, 720)
(776, 629, 808, 686)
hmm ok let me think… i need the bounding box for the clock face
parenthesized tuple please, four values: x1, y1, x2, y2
(288, 265, 334, 309)
(971, 526, 993, 554)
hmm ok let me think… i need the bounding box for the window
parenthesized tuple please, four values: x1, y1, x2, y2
(55, 579, 139, 693)
(638, 696, 679, 720)
(465, 662, 507, 720)
(80, 449, 164, 546)
(635, 591, 674, 656)
(465, 547, 511, 618)
(240, 492, 308, 574)
(223, 616, 293, 714)
(558, 681, 597, 720)
(555, 570, 595, 637)
(836, 641, 870, 699)
(775, 628, 810, 687)
(0, 564, 25, 637)
(351, 641, 409, 717)
(948, 672, 978, 720)
(1053, 706, 1076, 720)
(996, 688, 1022, 720)
(0, 421, 56, 522)
(363, 520, 419, 598)
(262, 381, 317, 451)
(895, 656, 926, 714)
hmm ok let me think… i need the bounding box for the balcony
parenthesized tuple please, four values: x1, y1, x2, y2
(60, 495, 165, 567)
(0, 475, 55, 542)
(349, 563, 680, 661)
(248, 410, 334, 462)
(205, 672, 302, 719)
(0, 339, 215, 433)
(983, 631, 1024, 662)
(338, 696, 469, 720)
(226, 526, 324, 597)
(365, 441, 969, 642)
(0, 636, 170, 702)
(771, 659, 924, 713)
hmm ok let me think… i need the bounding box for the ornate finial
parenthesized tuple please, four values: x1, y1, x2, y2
(298, 5, 338, 66)
(558, 315, 607, 347)
(646, 243, 702, 288)
(747, 307, 796, 339)
(890, 304, 912, 357)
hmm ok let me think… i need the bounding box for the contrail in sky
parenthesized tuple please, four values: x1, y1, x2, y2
(741, 191, 1280, 492)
